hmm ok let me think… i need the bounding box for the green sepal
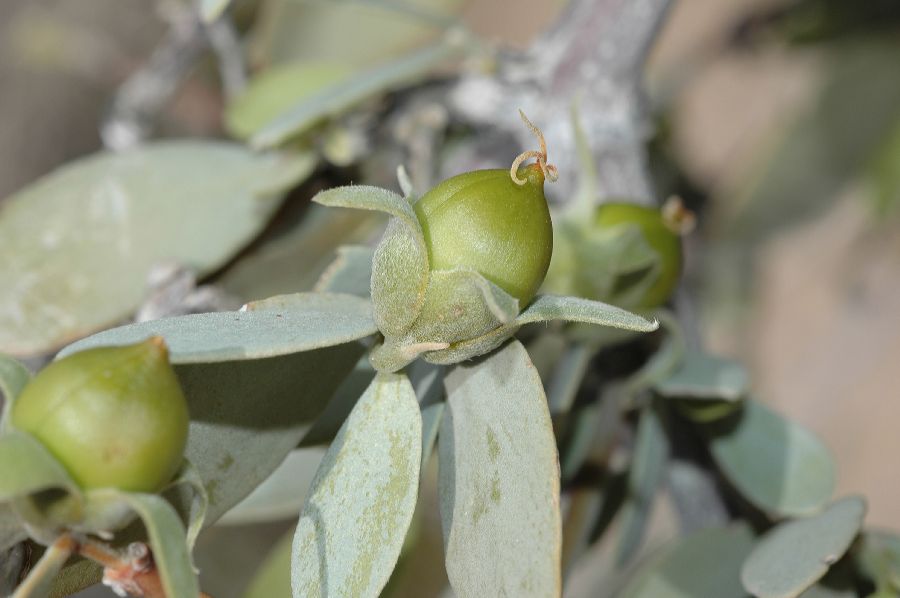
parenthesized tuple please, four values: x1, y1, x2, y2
(313, 185, 430, 337)
(0, 431, 81, 515)
(0, 355, 31, 433)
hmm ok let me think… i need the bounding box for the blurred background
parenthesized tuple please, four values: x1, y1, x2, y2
(2, 0, 899, 595)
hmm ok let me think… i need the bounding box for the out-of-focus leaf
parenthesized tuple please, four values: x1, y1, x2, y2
(617, 404, 670, 565)
(48, 560, 102, 598)
(11, 536, 76, 598)
(251, 0, 464, 69)
(218, 204, 382, 302)
(855, 530, 900, 593)
(868, 114, 900, 217)
(560, 389, 623, 482)
(0, 430, 79, 501)
(0, 354, 30, 431)
(439, 340, 561, 597)
(0, 504, 24, 552)
(728, 40, 900, 242)
(201, 0, 231, 22)
(625, 310, 685, 395)
(314, 245, 374, 297)
(59, 292, 376, 363)
(705, 398, 835, 517)
(618, 524, 755, 598)
(655, 351, 749, 402)
(291, 373, 421, 597)
(219, 448, 325, 525)
(741, 496, 867, 598)
(546, 342, 594, 415)
(420, 402, 444, 471)
(252, 37, 464, 149)
(244, 525, 294, 598)
(0, 142, 315, 357)
(1, 543, 26, 596)
(225, 63, 355, 141)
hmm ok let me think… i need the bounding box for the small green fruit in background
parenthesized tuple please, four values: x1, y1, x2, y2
(414, 163, 553, 306)
(11, 337, 189, 493)
(593, 201, 685, 309)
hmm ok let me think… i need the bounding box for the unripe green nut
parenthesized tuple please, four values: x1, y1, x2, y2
(414, 164, 553, 306)
(11, 337, 189, 493)
(594, 202, 683, 309)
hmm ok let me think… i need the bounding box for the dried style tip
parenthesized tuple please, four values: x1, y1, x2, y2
(510, 110, 559, 185)
(661, 196, 696, 235)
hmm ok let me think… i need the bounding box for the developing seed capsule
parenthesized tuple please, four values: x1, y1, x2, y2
(414, 164, 552, 306)
(594, 200, 688, 309)
(412, 111, 556, 307)
(11, 337, 189, 493)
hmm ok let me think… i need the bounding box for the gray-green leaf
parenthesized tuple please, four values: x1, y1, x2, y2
(225, 62, 354, 141)
(251, 37, 463, 149)
(218, 448, 325, 526)
(314, 245, 375, 297)
(0, 142, 314, 357)
(291, 373, 421, 598)
(59, 292, 376, 363)
(705, 398, 835, 517)
(440, 340, 561, 597)
(617, 404, 670, 565)
(517, 295, 658, 332)
(618, 524, 756, 598)
(655, 351, 749, 402)
(741, 496, 867, 598)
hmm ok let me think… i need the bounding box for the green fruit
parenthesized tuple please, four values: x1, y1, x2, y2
(594, 203, 683, 309)
(413, 164, 553, 306)
(11, 337, 189, 493)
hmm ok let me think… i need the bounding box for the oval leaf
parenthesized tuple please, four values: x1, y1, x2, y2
(58, 293, 376, 363)
(655, 351, 750, 402)
(439, 340, 561, 597)
(618, 524, 756, 598)
(705, 398, 835, 517)
(517, 295, 658, 332)
(0, 142, 315, 357)
(741, 496, 867, 598)
(225, 62, 355, 141)
(251, 39, 462, 149)
(219, 448, 325, 526)
(244, 526, 294, 598)
(617, 404, 670, 565)
(177, 342, 365, 524)
(291, 373, 422, 598)
(314, 245, 374, 297)
(855, 530, 900, 592)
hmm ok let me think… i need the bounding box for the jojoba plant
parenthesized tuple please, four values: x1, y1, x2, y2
(0, 25, 886, 595)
